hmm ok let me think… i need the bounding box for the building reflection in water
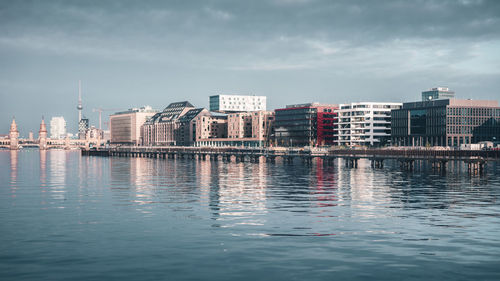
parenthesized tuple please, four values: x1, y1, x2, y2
(39, 149, 47, 188)
(48, 150, 67, 200)
(337, 159, 391, 219)
(207, 161, 268, 228)
(9, 150, 18, 196)
(312, 159, 338, 208)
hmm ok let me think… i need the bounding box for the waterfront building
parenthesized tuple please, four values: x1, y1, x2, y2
(391, 99, 500, 147)
(251, 111, 275, 144)
(110, 106, 157, 146)
(50, 116, 67, 139)
(28, 131, 34, 141)
(39, 117, 48, 150)
(9, 118, 19, 150)
(84, 126, 106, 147)
(198, 110, 275, 147)
(194, 112, 228, 141)
(209, 94, 266, 112)
(336, 102, 402, 147)
(274, 103, 338, 147)
(141, 101, 196, 146)
(228, 112, 253, 138)
(422, 87, 455, 101)
(175, 108, 211, 146)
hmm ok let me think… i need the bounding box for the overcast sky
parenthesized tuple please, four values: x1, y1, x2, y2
(1, 0, 499, 135)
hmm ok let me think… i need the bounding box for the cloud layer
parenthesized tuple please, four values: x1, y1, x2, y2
(1, 0, 499, 133)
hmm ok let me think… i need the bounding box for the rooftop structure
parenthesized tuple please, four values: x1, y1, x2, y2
(209, 94, 266, 112)
(422, 87, 455, 101)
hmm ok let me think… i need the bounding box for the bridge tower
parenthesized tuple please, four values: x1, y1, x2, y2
(39, 117, 48, 150)
(9, 117, 19, 150)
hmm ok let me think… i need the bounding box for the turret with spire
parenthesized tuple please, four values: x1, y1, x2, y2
(9, 117, 19, 150)
(39, 116, 48, 150)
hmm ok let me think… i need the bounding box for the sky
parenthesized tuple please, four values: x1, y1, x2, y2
(1, 0, 499, 135)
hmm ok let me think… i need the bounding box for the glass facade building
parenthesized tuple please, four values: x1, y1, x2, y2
(274, 103, 337, 147)
(391, 99, 500, 146)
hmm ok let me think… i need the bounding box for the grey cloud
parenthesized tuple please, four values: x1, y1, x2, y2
(0, 0, 499, 133)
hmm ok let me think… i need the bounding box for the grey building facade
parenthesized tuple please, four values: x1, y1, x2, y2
(391, 99, 500, 147)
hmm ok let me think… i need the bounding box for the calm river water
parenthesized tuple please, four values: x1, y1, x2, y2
(1, 149, 500, 280)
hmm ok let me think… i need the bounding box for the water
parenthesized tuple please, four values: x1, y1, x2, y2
(1, 149, 500, 280)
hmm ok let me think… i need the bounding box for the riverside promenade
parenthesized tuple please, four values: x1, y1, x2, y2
(82, 146, 500, 173)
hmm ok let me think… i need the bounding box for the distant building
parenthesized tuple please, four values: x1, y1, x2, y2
(78, 118, 89, 140)
(392, 99, 500, 147)
(336, 102, 402, 147)
(422, 87, 455, 101)
(209, 94, 266, 112)
(274, 103, 338, 147)
(9, 118, 19, 150)
(110, 106, 157, 146)
(50, 116, 67, 139)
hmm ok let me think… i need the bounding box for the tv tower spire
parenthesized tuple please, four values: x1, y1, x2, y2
(77, 80, 83, 122)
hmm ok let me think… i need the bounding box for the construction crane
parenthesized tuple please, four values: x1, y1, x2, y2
(92, 108, 120, 130)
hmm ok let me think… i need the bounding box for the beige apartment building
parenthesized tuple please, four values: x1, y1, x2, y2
(195, 113, 228, 141)
(196, 111, 274, 147)
(110, 106, 157, 145)
(228, 112, 253, 138)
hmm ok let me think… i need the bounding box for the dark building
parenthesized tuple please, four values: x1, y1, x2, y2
(175, 108, 210, 146)
(78, 118, 89, 140)
(391, 99, 500, 147)
(274, 103, 338, 147)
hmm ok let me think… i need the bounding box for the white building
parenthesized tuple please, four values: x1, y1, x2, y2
(50, 116, 67, 139)
(336, 102, 402, 147)
(209, 94, 266, 112)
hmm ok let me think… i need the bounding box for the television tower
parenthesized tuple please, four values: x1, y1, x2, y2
(77, 80, 83, 122)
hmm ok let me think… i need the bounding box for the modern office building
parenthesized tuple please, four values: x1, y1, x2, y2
(141, 101, 195, 146)
(110, 106, 157, 145)
(50, 116, 67, 139)
(391, 99, 500, 147)
(422, 87, 455, 101)
(336, 102, 402, 147)
(274, 103, 338, 147)
(209, 94, 266, 112)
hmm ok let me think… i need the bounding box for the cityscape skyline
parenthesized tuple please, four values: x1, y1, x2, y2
(1, 0, 500, 134)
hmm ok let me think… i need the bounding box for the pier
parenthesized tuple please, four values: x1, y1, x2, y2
(82, 146, 500, 174)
